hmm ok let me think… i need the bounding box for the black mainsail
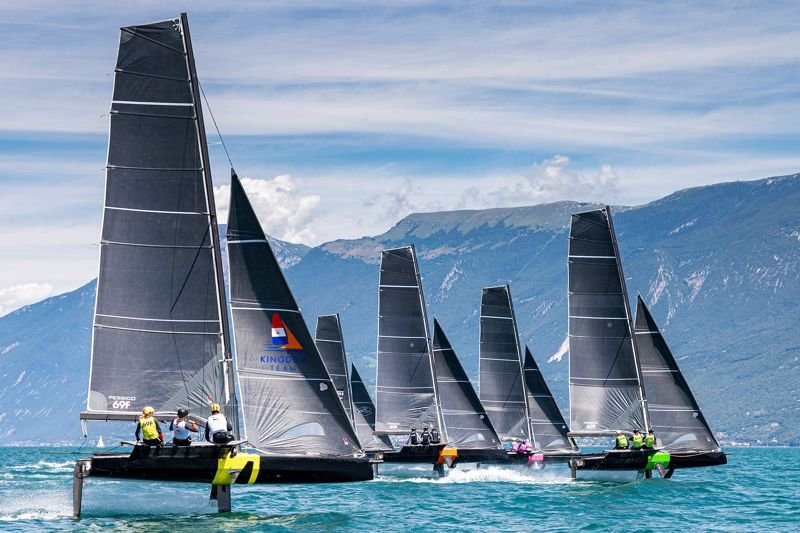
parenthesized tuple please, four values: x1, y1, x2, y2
(226, 172, 361, 456)
(432, 319, 501, 450)
(522, 347, 578, 454)
(375, 246, 442, 435)
(83, 16, 232, 425)
(315, 314, 353, 422)
(568, 207, 648, 435)
(634, 295, 721, 453)
(479, 285, 531, 441)
(350, 364, 394, 452)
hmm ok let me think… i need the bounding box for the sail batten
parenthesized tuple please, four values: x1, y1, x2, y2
(84, 17, 228, 423)
(479, 285, 530, 441)
(568, 207, 647, 434)
(375, 246, 442, 435)
(433, 319, 502, 450)
(227, 172, 361, 457)
(634, 296, 720, 452)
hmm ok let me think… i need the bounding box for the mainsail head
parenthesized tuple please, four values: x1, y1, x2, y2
(634, 295, 721, 452)
(568, 207, 647, 435)
(522, 347, 578, 453)
(84, 16, 229, 424)
(433, 319, 502, 450)
(375, 246, 441, 434)
(479, 285, 530, 440)
(350, 364, 394, 452)
(314, 314, 353, 422)
(226, 172, 361, 456)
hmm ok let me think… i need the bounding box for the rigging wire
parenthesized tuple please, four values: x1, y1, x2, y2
(199, 82, 234, 169)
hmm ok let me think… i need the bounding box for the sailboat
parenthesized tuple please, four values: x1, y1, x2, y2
(566, 206, 725, 478)
(96, 436, 105, 448)
(479, 285, 577, 464)
(431, 318, 507, 464)
(314, 314, 354, 422)
(350, 363, 394, 454)
(375, 246, 457, 474)
(72, 14, 370, 517)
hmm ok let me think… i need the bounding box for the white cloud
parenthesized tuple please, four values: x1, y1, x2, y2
(457, 155, 620, 208)
(0, 283, 54, 316)
(214, 175, 321, 244)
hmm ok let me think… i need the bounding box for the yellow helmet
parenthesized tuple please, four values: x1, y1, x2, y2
(142, 406, 155, 415)
(210, 403, 221, 413)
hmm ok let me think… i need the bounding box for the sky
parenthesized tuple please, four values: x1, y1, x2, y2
(1, 0, 799, 314)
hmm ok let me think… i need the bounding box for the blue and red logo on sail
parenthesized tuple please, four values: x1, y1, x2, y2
(271, 313, 302, 350)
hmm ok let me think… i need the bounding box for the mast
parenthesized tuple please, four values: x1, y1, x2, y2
(606, 206, 650, 433)
(179, 13, 238, 434)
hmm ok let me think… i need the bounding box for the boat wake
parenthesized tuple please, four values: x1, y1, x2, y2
(379, 465, 572, 484)
(0, 490, 72, 522)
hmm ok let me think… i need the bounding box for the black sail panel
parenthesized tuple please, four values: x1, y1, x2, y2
(375, 246, 440, 434)
(227, 173, 361, 456)
(315, 314, 353, 422)
(635, 296, 720, 452)
(568, 208, 646, 434)
(86, 18, 226, 421)
(433, 320, 502, 450)
(523, 347, 578, 453)
(479, 286, 529, 440)
(350, 365, 394, 452)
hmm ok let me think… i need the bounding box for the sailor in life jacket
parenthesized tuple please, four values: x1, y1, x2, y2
(135, 406, 164, 446)
(522, 440, 534, 455)
(205, 403, 234, 444)
(644, 429, 656, 449)
(430, 426, 441, 444)
(407, 427, 420, 445)
(614, 430, 629, 449)
(631, 429, 644, 449)
(510, 438, 521, 453)
(170, 408, 199, 446)
(420, 426, 431, 446)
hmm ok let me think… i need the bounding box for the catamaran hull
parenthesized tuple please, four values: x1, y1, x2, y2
(381, 444, 447, 464)
(451, 447, 510, 465)
(85, 444, 374, 484)
(668, 450, 728, 469)
(570, 448, 726, 480)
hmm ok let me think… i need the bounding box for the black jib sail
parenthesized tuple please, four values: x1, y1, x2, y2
(350, 364, 394, 452)
(479, 285, 530, 441)
(634, 295, 721, 453)
(227, 172, 361, 456)
(432, 319, 501, 450)
(375, 246, 442, 435)
(83, 17, 232, 424)
(315, 314, 353, 422)
(568, 207, 648, 435)
(522, 347, 578, 454)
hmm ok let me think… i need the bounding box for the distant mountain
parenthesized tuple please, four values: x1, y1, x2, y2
(1, 174, 798, 445)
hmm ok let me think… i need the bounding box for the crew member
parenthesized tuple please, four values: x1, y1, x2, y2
(420, 426, 431, 445)
(135, 406, 164, 446)
(511, 439, 521, 453)
(430, 426, 441, 444)
(631, 429, 644, 449)
(644, 429, 656, 449)
(614, 430, 628, 450)
(205, 403, 234, 444)
(170, 408, 199, 446)
(407, 427, 420, 445)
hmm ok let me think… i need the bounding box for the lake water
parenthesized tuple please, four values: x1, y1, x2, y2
(0, 446, 796, 531)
